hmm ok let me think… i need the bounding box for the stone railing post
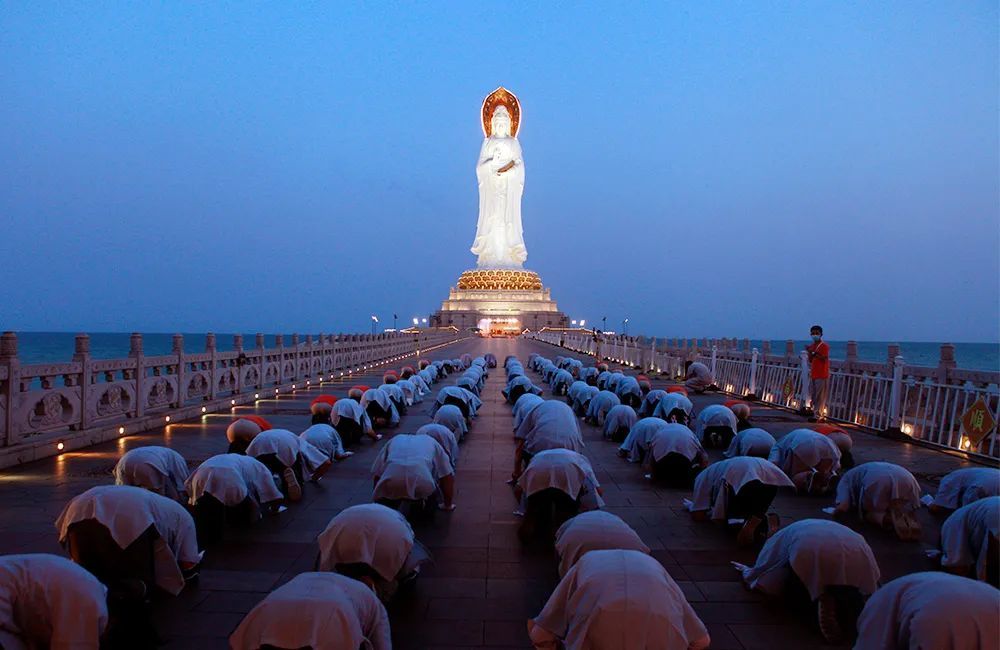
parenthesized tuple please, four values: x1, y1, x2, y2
(886, 343, 900, 366)
(172, 334, 185, 407)
(785, 340, 795, 359)
(291, 334, 300, 381)
(748, 348, 759, 399)
(305, 334, 314, 378)
(799, 350, 812, 410)
(887, 355, 905, 431)
(205, 333, 217, 401)
(710, 345, 718, 378)
(256, 333, 265, 389)
(129, 333, 145, 418)
(937, 343, 956, 384)
(233, 334, 244, 395)
(275, 335, 285, 384)
(844, 340, 858, 367)
(0, 332, 18, 446)
(73, 334, 92, 431)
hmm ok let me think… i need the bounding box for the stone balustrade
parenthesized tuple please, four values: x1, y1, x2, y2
(528, 329, 1000, 460)
(0, 329, 465, 468)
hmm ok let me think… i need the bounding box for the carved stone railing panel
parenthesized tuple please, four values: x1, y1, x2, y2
(14, 386, 82, 441)
(87, 379, 136, 424)
(144, 375, 178, 413)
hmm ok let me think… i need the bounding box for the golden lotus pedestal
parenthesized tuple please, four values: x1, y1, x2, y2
(430, 269, 568, 333)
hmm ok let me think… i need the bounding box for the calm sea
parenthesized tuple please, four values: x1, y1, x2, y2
(7, 332, 1000, 372)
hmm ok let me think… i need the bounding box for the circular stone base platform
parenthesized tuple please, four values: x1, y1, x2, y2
(456, 269, 544, 291)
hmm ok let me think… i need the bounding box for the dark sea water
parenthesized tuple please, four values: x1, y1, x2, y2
(8, 332, 999, 372)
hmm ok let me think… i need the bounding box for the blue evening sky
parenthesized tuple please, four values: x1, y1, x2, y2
(1, 2, 997, 341)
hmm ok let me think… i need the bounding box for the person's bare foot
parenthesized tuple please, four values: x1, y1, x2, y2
(311, 460, 333, 482)
(439, 503, 457, 511)
(283, 467, 302, 502)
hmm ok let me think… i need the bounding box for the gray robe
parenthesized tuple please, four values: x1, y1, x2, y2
(639, 389, 668, 417)
(585, 390, 621, 425)
(433, 404, 469, 440)
(113, 446, 189, 502)
(554, 511, 650, 577)
(517, 400, 585, 456)
(738, 519, 879, 600)
(724, 428, 777, 458)
(0, 554, 108, 650)
(530, 550, 709, 650)
(229, 573, 391, 650)
(370, 435, 453, 502)
(513, 394, 546, 432)
(940, 496, 999, 581)
(854, 572, 999, 650)
(619, 417, 671, 463)
(602, 404, 638, 439)
(835, 462, 921, 521)
(689, 456, 794, 520)
(693, 404, 737, 439)
(932, 467, 1000, 510)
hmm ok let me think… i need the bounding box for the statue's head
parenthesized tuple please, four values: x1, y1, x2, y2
(491, 106, 512, 137)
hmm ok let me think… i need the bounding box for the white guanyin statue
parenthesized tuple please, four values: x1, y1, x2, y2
(471, 89, 528, 269)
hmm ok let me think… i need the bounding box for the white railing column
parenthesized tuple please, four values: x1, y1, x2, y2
(748, 348, 759, 399)
(799, 350, 811, 409)
(887, 355, 905, 431)
(710, 346, 718, 377)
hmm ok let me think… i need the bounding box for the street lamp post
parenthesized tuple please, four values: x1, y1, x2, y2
(624, 318, 629, 336)
(370, 315, 378, 335)
(602, 316, 607, 333)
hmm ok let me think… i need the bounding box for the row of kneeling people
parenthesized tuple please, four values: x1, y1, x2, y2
(509, 350, 1000, 646)
(0, 352, 481, 649)
(227, 353, 502, 647)
(505, 355, 712, 648)
(368, 354, 494, 515)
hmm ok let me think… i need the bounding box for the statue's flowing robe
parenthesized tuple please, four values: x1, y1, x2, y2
(471, 135, 527, 268)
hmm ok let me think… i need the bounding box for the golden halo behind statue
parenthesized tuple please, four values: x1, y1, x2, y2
(482, 87, 521, 138)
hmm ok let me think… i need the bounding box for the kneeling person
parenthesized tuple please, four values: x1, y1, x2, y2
(529, 550, 710, 650)
(316, 503, 433, 602)
(371, 433, 456, 512)
(56, 485, 202, 596)
(246, 428, 331, 502)
(833, 461, 922, 541)
(554, 511, 649, 577)
(229, 572, 391, 650)
(185, 453, 284, 543)
(688, 456, 794, 545)
(736, 519, 880, 644)
(113, 446, 189, 502)
(515, 448, 604, 544)
(644, 423, 709, 488)
(0, 554, 108, 650)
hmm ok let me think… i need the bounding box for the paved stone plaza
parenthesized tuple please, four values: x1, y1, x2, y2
(0, 338, 982, 649)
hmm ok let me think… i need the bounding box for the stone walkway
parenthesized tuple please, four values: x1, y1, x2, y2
(0, 338, 983, 649)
